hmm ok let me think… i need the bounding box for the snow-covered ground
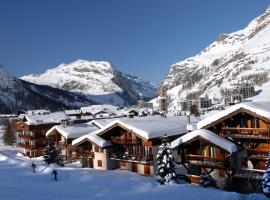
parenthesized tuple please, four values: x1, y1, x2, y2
(0, 147, 267, 200)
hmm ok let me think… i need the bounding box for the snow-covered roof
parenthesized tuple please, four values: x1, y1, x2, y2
(23, 112, 69, 125)
(80, 105, 120, 115)
(72, 131, 112, 148)
(27, 110, 50, 115)
(65, 109, 81, 115)
(93, 115, 199, 140)
(46, 122, 99, 139)
(197, 101, 270, 129)
(171, 129, 238, 154)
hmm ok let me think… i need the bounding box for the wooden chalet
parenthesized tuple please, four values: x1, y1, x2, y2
(45, 122, 99, 163)
(72, 116, 198, 175)
(172, 101, 270, 190)
(16, 112, 69, 157)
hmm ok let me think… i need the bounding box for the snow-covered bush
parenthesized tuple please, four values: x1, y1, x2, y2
(156, 134, 176, 185)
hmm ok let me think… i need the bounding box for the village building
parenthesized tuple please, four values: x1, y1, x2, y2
(172, 101, 270, 191)
(137, 100, 154, 109)
(72, 115, 198, 175)
(222, 82, 255, 105)
(179, 96, 212, 111)
(16, 112, 69, 157)
(157, 86, 168, 113)
(45, 122, 99, 163)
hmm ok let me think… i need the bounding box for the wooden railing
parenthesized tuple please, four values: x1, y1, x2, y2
(18, 134, 33, 140)
(111, 137, 137, 144)
(110, 153, 153, 162)
(186, 155, 225, 163)
(222, 128, 270, 138)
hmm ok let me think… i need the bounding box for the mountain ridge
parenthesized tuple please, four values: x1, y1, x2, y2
(160, 6, 270, 110)
(21, 59, 157, 106)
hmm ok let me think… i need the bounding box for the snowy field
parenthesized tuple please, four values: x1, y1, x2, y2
(0, 147, 267, 200)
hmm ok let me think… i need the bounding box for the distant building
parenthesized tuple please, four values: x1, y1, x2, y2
(179, 96, 212, 111)
(137, 100, 153, 109)
(223, 82, 255, 105)
(158, 86, 168, 112)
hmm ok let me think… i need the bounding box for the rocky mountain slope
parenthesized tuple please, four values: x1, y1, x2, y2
(0, 66, 94, 113)
(161, 6, 270, 110)
(21, 59, 157, 106)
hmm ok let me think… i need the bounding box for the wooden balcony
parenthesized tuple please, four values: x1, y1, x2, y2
(17, 142, 46, 149)
(110, 152, 153, 163)
(18, 134, 33, 140)
(248, 149, 269, 160)
(222, 128, 270, 139)
(185, 154, 228, 169)
(111, 137, 137, 144)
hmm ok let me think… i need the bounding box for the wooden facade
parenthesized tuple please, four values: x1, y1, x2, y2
(205, 109, 270, 171)
(16, 121, 57, 157)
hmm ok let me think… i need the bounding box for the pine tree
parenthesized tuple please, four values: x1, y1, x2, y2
(43, 142, 63, 166)
(156, 134, 176, 185)
(262, 151, 270, 197)
(3, 123, 16, 146)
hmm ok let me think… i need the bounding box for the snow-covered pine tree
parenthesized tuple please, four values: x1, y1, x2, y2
(43, 142, 63, 166)
(262, 151, 270, 197)
(156, 134, 176, 185)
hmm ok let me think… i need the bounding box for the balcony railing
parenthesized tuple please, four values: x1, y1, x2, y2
(18, 134, 33, 140)
(17, 143, 46, 149)
(109, 152, 153, 163)
(222, 128, 270, 139)
(111, 137, 137, 144)
(185, 154, 229, 169)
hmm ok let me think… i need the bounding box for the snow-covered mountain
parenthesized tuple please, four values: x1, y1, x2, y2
(0, 66, 94, 113)
(161, 6, 270, 110)
(21, 60, 157, 106)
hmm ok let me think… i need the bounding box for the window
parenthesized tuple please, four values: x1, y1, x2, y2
(94, 146, 99, 152)
(97, 160, 102, 167)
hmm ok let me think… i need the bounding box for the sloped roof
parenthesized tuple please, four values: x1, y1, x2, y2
(92, 115, 199, 140)
(197, 101, 270, 129)
(46, 122, 99, 139)
(171, 129, 238, 154)
(23, 112, 69, 125)
(72, 131, 112, 148)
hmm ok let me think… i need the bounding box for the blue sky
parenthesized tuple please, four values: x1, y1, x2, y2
(0, 0, 269, 84)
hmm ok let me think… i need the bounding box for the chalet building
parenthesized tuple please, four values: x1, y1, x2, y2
(16, 112, 69, 157)
(72, 116, 198, 175)
(46, 122, 99, 163)
(172, 101, 270, 191)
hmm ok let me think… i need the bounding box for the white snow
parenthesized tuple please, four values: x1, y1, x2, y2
(22, 112, 70, 125)
(0, 148, 267, 200)
(171, 129, 238, 154)
(46, 122, 99, 139)
(72, 131, 112, 148)
(198, 101, 270, 129)
(92, 115, 199, 140)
